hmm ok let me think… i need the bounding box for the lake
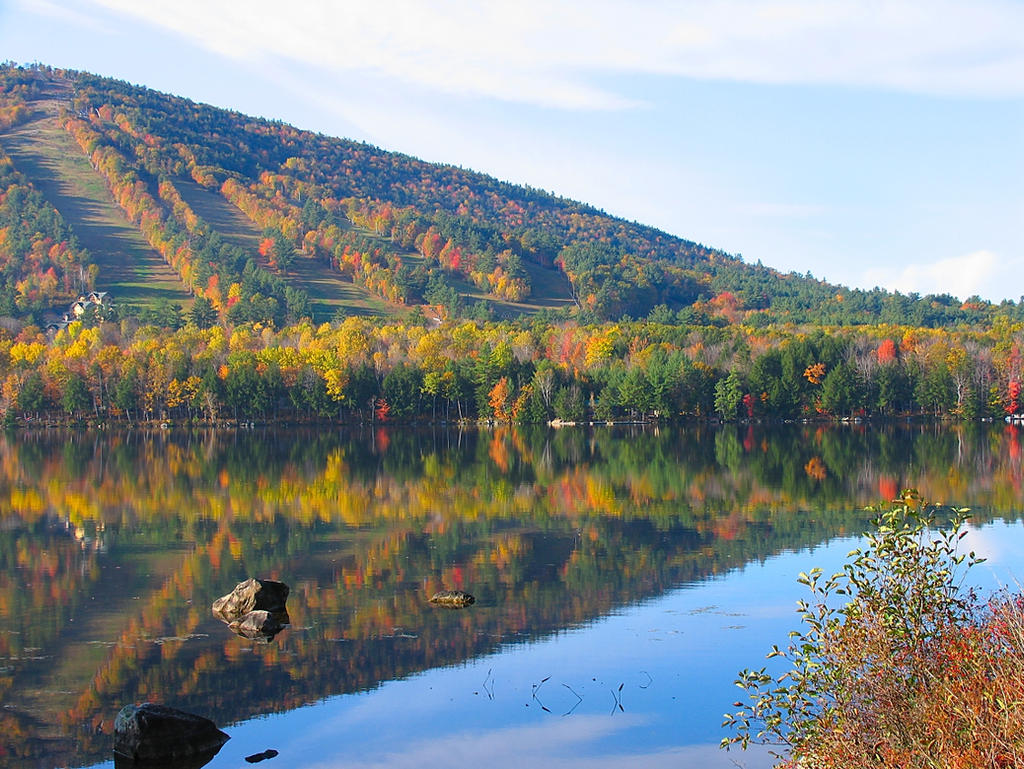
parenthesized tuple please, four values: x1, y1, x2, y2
(2, 422, 1023, 769)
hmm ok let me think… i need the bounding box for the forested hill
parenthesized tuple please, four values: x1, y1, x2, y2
(1, 63, 1015, 329)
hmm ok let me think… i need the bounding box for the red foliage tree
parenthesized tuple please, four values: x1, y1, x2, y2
(877, 338, 897, 364)
(1008, 380, 1021, 415)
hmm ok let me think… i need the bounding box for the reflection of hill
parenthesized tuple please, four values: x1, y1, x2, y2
(0, 424, 1021, 768)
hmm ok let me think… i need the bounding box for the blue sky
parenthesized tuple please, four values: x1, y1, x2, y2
(2, 0, 1022, 301)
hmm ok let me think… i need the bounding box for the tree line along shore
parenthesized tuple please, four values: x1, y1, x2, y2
(1, 314, 1021, 426)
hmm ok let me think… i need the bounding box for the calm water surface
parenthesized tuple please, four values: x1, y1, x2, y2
(2, 423, 1023, 769)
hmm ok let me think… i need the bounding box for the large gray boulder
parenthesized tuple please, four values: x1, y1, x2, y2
(212, 578, 289, 620)
(113, 703, 229, 763)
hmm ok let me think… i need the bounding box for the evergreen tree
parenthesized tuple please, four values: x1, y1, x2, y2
(714, 371, 743, 421)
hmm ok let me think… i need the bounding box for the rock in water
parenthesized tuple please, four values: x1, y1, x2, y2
(212, 578, 289, 620)
(428, 590, 475, 608)
(113, 703, 229, 763)
(228, 610, 290, 642)
(245, 749, 280, 763)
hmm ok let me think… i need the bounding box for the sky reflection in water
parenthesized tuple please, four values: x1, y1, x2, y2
(100, 520, 1022, 769)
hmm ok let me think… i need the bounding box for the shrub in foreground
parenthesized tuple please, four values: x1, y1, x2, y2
(723, 492, 1024, 768)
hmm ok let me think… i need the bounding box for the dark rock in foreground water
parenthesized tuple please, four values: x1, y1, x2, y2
(228, 610, 290, 642)
(212, 578, 289, 620)
(429, 589, 475, 608)
(245, 748, 279, 763)
(113, 703, 229, 764)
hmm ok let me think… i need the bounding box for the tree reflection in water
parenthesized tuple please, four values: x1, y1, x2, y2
(0, 423, 1021, 768)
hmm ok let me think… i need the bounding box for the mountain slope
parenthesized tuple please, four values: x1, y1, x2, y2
(0, 64, 1008, 329)
(1, 65, 727, 324)
(170, 177, 395, 320)
(2, 94, 192, 313)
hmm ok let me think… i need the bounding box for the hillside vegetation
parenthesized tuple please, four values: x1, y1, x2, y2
(3, 101, 193, 313)
(1, 63, 1023, 426)
(4, 63, 1019, 329)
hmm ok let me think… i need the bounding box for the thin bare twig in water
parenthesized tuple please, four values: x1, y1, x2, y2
(561, 683, 583, 716)
(482, 668, 495, 700)
(532, 676, 552, 712)
(639, 670, 653, 689)
(610, 682, 624, 714)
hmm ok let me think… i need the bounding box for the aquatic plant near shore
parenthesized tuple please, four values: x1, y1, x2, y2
(723, 491, 1024, 768)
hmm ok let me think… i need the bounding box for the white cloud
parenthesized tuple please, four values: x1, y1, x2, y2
(862, 249, 1024, 301)
(960, 525, 1003, 566)
(82, 0, 1024, 109)
(959, 523, 1024, 591)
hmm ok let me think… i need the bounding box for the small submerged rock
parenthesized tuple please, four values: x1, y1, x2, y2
(113, 703, 229, 764)
(228, 610, 290, 643)
(429, 590, 475, 608)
